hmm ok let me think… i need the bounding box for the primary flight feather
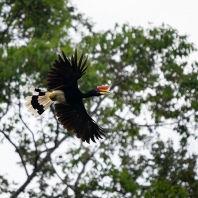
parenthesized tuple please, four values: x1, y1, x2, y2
(25, 49, 113, 143)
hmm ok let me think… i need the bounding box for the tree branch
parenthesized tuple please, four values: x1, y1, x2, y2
(10, 135, 68, 198)
(0, 129, 29, 177)
(50, 105, 60, 146)
(90, 97, 106, 116)
(0, 103, 9, 122)
(74, 146, 99, 192)
(49, 157, 74, 191)
(18, 96, 38, 168)
(114, 113, 181, 127)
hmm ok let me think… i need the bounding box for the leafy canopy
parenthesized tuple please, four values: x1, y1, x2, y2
(1, 0, 198, 197)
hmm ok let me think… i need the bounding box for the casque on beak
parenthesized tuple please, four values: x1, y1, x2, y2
(97, 85, 114, 95)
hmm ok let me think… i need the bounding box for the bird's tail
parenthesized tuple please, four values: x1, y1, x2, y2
(25, 87, 53, 118)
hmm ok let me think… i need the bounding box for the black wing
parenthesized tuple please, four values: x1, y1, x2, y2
(47, 49, 88, 90)
(55, 101, 105, 143)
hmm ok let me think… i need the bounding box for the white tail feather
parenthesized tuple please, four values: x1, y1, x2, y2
(30, 86, 35, 92)
(25, 87, 54, 118)
(25, 101, 31, 108)
(25, 96, 33, 101)
(44, 101, 53, 110)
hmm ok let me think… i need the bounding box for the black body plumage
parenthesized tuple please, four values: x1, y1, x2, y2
(46, 49, 105, 143)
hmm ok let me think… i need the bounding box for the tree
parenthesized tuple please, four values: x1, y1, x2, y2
(1, 0, 198, 197)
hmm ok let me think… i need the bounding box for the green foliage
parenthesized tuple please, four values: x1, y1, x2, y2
(80, 23, 197, 138)
(0, 0, 198, 197)
(143, 140, 198, 198)
(145, 180, 187, 198)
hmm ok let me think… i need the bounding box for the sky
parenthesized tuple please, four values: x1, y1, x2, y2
(72, 0, 198, 147)
(1, 0, 198, 197)
(72, 0, 198, 57)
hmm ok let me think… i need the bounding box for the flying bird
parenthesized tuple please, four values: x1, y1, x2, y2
(25, 49, 113, 143)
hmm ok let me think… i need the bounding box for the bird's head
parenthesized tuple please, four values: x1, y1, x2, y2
(84, 85, 114, 98)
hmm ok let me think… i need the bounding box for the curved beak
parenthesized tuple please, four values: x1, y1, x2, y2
(97, 85, 114, 95)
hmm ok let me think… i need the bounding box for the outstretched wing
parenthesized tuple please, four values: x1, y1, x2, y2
(55, 101, 105, 143)
(47, 49, 88, 90)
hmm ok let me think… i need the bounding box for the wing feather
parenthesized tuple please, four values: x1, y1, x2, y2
(47, 49, 89, 91)
(74, 49, 77, 67)
(78, 52, 84, 68)
(55, 102, 105, 143)
(81, 56, 88, 70)
(47, 49, 103, 143)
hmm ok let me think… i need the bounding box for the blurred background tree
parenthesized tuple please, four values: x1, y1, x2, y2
(1, 0, 198, 197)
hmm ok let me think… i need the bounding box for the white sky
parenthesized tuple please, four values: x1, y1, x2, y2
(73, 0, 198, 51)
(72, 0, 198, 150)
(1, 0, 198, 197)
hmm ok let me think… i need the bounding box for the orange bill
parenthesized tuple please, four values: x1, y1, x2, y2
(97, 85, 114, 95)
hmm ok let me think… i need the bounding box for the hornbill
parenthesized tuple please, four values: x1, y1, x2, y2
(25, 49, 113, 143)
